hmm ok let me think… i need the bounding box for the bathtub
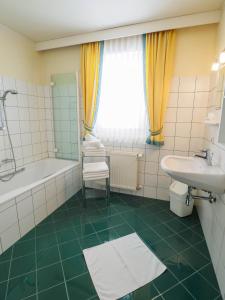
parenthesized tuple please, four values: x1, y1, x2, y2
(0, 158, 81, 253)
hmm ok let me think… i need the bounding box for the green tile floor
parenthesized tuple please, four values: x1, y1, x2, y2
(0, 190, 222, 300)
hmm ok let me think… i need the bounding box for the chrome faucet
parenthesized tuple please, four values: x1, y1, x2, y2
(0, 158, 14, 167)
(194, 149, 213, 166)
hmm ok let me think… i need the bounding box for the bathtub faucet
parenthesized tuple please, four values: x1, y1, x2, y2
(0, 167, 25, 180)
(0, 158, 14, 167)
(1, 158, 14, 163)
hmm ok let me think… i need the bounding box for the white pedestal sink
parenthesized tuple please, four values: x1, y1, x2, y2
(161, 155, 225, 194)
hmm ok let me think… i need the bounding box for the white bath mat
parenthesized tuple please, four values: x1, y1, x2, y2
(83, 233, 166, 300)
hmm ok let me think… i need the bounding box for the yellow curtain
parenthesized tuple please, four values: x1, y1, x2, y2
(144, 30, 176, 145)
(81, 41, 103, 136)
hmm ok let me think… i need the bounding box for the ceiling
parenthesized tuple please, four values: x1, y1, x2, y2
(0, 0, 223, 42)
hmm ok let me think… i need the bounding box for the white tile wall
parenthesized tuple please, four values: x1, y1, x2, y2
(0, 164, 81, 252)
(197, 72, 225, 298)
(0, 74, 54, 171)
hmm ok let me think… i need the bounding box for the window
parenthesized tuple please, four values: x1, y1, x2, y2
(94, 35, 147, 145)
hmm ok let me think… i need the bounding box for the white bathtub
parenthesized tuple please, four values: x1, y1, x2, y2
(0, 158, 81, 253)
(0, 158, 79, 204)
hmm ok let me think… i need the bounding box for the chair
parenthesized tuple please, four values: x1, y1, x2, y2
(81, 154, 110, 207)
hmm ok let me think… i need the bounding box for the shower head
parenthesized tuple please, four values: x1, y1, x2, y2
(0, 90, 18, 101)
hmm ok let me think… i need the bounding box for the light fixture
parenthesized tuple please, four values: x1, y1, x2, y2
(219, 50, 225, 64)
(211, 61, 220, 71)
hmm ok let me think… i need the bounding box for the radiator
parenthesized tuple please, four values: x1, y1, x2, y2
(109, 151, 142, 191)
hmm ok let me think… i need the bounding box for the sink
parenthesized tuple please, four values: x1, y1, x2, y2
(161, 155, 225, 194)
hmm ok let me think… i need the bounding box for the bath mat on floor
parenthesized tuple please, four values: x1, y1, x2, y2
(83, 233, 166, 300)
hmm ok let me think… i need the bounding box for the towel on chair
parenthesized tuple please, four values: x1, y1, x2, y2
(83, 162, 109, 174)
(83, 140, 102, 148)
(83, 162, 109, 181)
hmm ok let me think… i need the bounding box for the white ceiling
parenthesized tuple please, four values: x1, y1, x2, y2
(0, 0, 223, 42)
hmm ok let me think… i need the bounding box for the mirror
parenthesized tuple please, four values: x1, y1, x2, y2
(218, 88, 225, 145)
(0, 102, 4, 130)
(212, 66, 225, 108)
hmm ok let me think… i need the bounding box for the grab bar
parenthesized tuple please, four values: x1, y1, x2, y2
(0, 167, 25, 179)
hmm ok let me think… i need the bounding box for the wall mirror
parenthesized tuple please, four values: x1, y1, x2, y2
(213, 65, 225, 108)
(214, 65, 225, 146)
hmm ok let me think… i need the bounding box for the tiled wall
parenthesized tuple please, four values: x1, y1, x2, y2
(88, 76, 209, 201)
(0, 164, 81, 254)
(197, 72, 225, 298)
(0, 74, 55, 171)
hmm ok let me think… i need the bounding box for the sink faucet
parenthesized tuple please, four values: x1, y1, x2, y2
(194, 149, 213, 166)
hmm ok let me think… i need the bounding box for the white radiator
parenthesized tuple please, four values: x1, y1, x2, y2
(109, 151, 142, 191)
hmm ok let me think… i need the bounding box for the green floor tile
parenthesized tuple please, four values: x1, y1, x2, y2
(150, 240, 175, 261)
(106, 214, 124, 227)
(24, 295, 36, 300)
(0, 189, 221, 300)
(199, 263, 220, 291)
(18, 230, 36, 243)
(54, 219, 74, 232)
(59, 239, 82, 260)
(178, 214, 199, 227)
(155, 211, 174, 223)
(10, 253, 35, 278)
(153, 270, 178, 293)
(38, 283, 68, 300)
(181, 247, 209, 270)
(56, 228, 77, 244)
(37, 263, 64, 292)
(147, 204, 163, 214)
(75, 223, 96, 237)
(6, 272, 36, 299)
(165, 254, 195, 280)
(141, 214, 160, 227)
(62, 254, 87, 280)
(0, 281, 7, 299)
(114, 224, 134, 237)
(37, 245, 60, 269)
(214, 295, 223, 300)
(194, 240, 210, 259)
(162, 283, 194, 299)
(166, 235, 189, 253)
(183, 273, 219, 300)
(136, 229, 160, 245)
(79, 233, 100, 249)
(92, 218, 111, 232)
(190, 223, 204, 237)
(178, 228, 202, 245)
(36, 223, 55, 237)
(97, 228, 119, 243)
(67, 273, 96, 300)
(130, 282, 159, 299)
(36, 233, 58, 252)
(153, 224, 175, 239)
(125, 217, 147, 231)
(13, 239, 35, 258)
(0, 261, 10, 283)
(166, 219, 187, 233)
(0, 248, 12, 263)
